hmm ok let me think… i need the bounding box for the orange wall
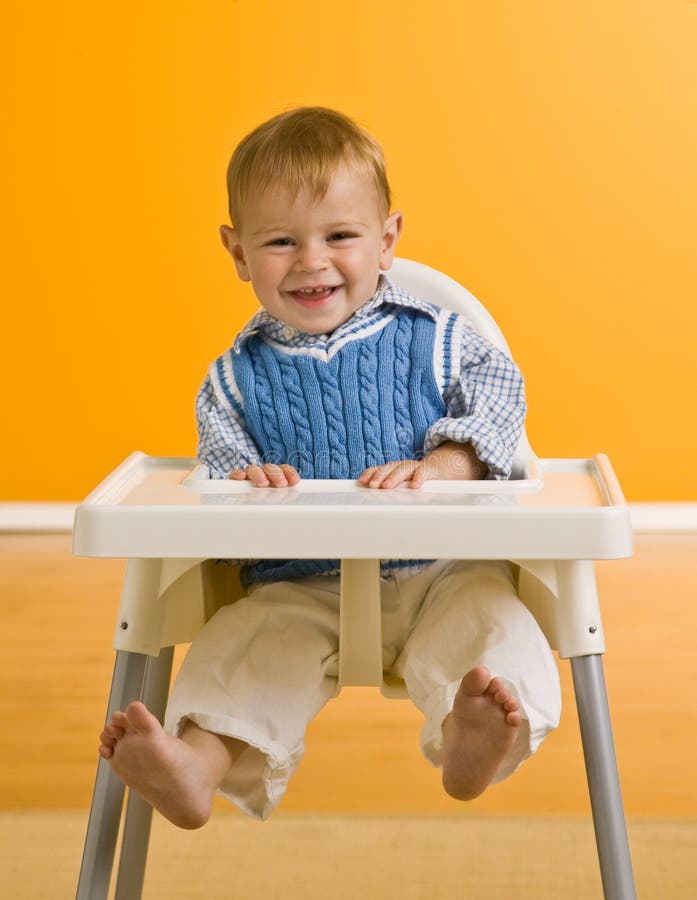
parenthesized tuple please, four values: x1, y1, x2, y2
(3, 1, 696, 501)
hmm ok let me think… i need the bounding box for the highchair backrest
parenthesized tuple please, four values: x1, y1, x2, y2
(387, 258, 536, 475)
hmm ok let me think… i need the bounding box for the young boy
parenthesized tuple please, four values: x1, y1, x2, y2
(99, 107, 561, 828)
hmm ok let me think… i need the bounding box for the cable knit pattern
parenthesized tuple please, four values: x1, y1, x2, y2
(392, 312, 415, 453)
(316, 359, 347, 479)
(358, 340, 383, 469)
(277, 352, 314, 474)
(233, 310, 444, 482)
(247, 339, 285, 466)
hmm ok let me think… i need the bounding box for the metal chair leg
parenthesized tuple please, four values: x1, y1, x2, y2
(113, 646, 174, 900)
(571, 654, 636, 900)
(76, 650, 149, 900)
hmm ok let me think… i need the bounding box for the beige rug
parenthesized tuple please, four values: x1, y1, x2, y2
(2, 811, 695, 899)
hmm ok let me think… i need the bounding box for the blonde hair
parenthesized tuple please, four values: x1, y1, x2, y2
(226, 107, 391, 227)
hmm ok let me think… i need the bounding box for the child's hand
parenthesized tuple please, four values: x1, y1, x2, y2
(358, 459, 431, 490)
(358, 442, 487, 490)
(229, 464, 301, 488)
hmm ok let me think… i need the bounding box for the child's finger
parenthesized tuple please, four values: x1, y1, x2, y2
(245, 465, 271, 487)
(229, 468, 248, 480)
(366, 463, 396, 488)
(407, 463, 429, 490)
(357, 466, 379, 485)
(279, 464, 301, 486)
(261, 464, 292, 487)
(371, 461, 418, 489)
(376, 462, 410, 489)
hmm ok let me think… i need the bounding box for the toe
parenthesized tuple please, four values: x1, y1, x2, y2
(109, 711, 129, 730)
(99, 725, 122, 747)
(487, 676, 506, 696)
(125, 700, 161, 733)
(460, 666, 491, 696)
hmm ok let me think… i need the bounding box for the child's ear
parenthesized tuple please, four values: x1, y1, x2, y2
(220, 225, 251, 282)
(380, 211, 404, 270)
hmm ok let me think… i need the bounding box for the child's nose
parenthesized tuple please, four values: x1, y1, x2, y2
(294, 242, 328, 273)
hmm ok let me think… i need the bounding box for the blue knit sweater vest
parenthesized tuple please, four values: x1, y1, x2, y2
(232, 308, 447, 585)
(234, 310, 445, 476)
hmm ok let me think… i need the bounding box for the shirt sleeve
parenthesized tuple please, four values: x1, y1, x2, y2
(196, 374, 263, 478)
(424, 326, 526, 479)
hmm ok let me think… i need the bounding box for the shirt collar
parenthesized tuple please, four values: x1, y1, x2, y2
(233, 274, 439, 350)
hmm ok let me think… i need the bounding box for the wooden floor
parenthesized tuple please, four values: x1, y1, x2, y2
(1, 532, 696, 817)
(1, 532, 696, 897)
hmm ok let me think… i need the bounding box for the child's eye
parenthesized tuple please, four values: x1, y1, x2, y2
(328, 232, 356, 242)
(265, 237, 293, 247)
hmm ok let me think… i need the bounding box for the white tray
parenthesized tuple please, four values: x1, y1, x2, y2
(73, 452, 633, 561)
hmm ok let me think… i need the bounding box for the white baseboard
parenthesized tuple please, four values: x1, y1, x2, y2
(0, 503, 78, 532)
(1, 502, 696, 534)
(627, 503, 697, 533)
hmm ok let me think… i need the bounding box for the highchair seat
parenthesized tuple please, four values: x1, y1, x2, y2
(73, 258, 637, 900)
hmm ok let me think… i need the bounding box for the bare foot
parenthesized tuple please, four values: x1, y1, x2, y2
(441, 666, 521, 801)
(99, 701, 240, 829)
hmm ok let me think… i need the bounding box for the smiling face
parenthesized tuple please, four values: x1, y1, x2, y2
(221, 162, 402, 335)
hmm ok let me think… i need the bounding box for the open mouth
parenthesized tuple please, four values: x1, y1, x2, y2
(289, 286, 339, 306)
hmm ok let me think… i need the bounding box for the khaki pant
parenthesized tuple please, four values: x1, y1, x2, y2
(165, 560, 561, 820)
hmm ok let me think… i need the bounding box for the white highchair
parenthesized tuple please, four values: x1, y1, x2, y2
(74, 258, 637, 899)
